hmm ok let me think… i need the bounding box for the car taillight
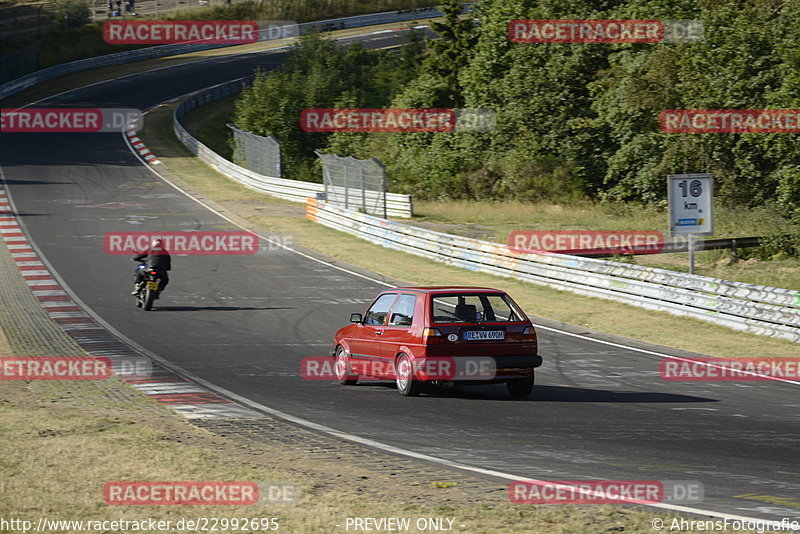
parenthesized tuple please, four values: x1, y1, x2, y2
(150, 271, 158, 275)
(423, 327, 443, 344)
(521, 326, 537, 342)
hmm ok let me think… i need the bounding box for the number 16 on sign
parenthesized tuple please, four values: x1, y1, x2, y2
(668, 174, 714, 275)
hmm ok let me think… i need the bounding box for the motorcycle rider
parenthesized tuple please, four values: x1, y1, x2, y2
(131, 238, 171, 296)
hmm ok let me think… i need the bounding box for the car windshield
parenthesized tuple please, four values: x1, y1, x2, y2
(430, 294, 525, 323)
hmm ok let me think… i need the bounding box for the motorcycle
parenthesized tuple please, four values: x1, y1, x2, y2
(133, 262, 165, 311)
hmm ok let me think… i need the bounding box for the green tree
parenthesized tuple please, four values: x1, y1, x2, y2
(424, 0, 478, 107)
(56, 0, 90, 28)
(232, 33, 424, 180)
(231, 0, 800, 223)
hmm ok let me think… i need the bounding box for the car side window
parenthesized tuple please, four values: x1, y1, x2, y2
(363, 294, 397, 326)
(388, 294, 416, 327)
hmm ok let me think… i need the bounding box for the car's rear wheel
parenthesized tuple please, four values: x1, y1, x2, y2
(395, 353, 422, 397)
(334, 347, 358, 385)
(507, 374, 535, 398)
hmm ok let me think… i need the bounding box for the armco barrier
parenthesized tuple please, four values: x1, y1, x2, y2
(306, 198, 800, 342)
(174, 78, 413, 217)
(0, 5, 468, 102)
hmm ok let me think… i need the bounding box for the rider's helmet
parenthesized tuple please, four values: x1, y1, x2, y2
(151, 238, 163, 249)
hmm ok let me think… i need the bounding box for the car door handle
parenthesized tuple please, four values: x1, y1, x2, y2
(374, 331, 382, 335)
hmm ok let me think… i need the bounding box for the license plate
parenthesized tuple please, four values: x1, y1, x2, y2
(146, 281, 159, 290)
(463, 330, 505, 341)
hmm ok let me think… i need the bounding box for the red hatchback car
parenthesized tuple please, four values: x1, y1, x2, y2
(331, 287, 543, 397)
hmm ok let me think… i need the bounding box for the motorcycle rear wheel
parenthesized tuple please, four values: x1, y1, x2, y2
(143, 288, 156, 311)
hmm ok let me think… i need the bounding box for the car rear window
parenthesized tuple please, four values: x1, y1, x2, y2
(431, 294, 525, 323)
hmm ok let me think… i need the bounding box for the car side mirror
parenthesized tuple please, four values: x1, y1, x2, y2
(349, 313, 363, 324)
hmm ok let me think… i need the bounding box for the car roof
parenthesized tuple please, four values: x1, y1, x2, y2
(384, 287, 506, 294)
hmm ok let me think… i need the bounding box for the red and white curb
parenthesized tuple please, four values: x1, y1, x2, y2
(125, 117, 161, 165)
(123, 99, 188, 165)
(0, 185, 259, 420)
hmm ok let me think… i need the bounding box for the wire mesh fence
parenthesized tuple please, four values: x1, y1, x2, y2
(316, 151, 387, 218)
(229, 124, 281, 178)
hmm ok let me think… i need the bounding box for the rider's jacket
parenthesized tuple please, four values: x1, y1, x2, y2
(133, 247, 172, 271)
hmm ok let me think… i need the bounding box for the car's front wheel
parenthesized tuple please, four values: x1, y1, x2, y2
(507, 374, 534, 398)
(395, 353, 422, 397)
(334, 347, 358, 385)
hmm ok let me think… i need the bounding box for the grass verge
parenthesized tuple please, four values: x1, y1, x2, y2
(3, 357, 700, 533)
(142, 99, 798, 358)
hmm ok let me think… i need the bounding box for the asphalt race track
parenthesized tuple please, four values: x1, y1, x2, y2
(1, 30, 799, 525)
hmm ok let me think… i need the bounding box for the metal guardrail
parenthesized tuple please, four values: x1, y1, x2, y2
(0, 39, 225, 101)
(579, 235, 772, 257)
(306, 198, 800, 343)
(665, 236, 761, 254)
(0, 5, 460, 101)
(173, 78, 414, 217)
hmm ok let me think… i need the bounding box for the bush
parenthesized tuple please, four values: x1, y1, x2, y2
(774, 166, 800, 217)
(55, 0, 90, 28)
